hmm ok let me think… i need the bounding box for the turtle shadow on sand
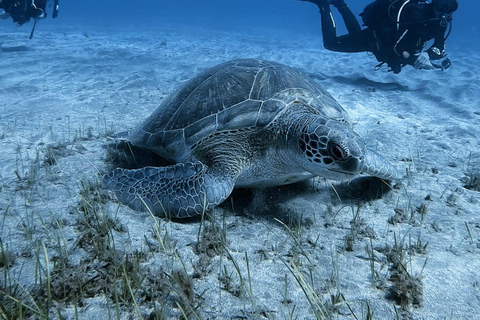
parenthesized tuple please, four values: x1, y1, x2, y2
(222, 176, 394, 225)
(328, 176, 395, 204)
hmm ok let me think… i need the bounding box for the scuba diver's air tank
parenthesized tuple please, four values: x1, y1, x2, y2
(360, 0, 424, 29)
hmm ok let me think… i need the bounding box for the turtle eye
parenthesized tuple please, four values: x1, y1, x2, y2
(328, 142, 348, 161)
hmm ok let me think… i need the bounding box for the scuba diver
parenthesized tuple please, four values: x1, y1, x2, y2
(298, 0, 458, 73)
(0, 0, 59, 38)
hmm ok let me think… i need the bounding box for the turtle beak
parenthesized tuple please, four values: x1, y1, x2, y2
(361, 150, 402, 180)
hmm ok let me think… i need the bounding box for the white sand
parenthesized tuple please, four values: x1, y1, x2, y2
(1, 22, 479, 319)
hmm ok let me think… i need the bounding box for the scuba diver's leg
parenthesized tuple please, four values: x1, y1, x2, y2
(35, 0, 47, 11)
(318, 2, 339, 49)
(299, 1, 338, 46)
(332, 28, 376, 53)
(300, 0, 339, 50)
(29, 0, 46, 19)
(300, 0, 361, 52)
(332, 0, 361, 34)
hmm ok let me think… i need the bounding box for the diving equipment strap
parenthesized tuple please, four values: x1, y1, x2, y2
(29, 19, 36, 39)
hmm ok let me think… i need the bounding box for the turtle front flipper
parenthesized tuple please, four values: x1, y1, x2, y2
(104, 161, 234, 218)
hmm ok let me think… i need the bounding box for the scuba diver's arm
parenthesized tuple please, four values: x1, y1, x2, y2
(392, 24, 444, 70)
(396, 32, 449, 70)
(426, 28, 452, 70)
(425, 30, 447, 61)
(422, 21, 452, 70)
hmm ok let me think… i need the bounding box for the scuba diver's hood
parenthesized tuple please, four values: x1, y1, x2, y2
(433, 0, 458, 14)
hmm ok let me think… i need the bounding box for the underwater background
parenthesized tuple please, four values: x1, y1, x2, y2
(1, 1, 479, 319)
(57, 0, 478, 47)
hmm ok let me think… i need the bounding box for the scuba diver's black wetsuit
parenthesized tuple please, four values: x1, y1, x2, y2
(1, 0, 59, 38)
(308, 0, 456, 73)
(1, 0, 48, 25)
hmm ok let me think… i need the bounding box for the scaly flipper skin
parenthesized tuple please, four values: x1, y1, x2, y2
(103, 162, 234, 218)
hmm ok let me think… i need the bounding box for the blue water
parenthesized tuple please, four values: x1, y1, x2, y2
(2, 0, 478, 49)
(52, 0, 478, 48)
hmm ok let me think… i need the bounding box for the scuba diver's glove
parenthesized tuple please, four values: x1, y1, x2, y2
(414, 52, 434, 70)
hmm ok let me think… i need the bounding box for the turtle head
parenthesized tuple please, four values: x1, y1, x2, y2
(298, 119, 401, 180)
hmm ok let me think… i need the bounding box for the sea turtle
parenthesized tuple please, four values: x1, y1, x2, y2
(104, 59, 401, 218)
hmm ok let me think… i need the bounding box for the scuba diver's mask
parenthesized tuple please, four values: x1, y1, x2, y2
(433, 0, 458, 14)
(432, 0, 457, 27)
(433, 0, 458, 20)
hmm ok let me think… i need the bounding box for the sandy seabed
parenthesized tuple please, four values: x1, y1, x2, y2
(0, 22, 479, 319)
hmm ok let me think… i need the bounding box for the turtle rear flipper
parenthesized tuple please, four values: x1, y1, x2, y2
(104, 162, 234, 218)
